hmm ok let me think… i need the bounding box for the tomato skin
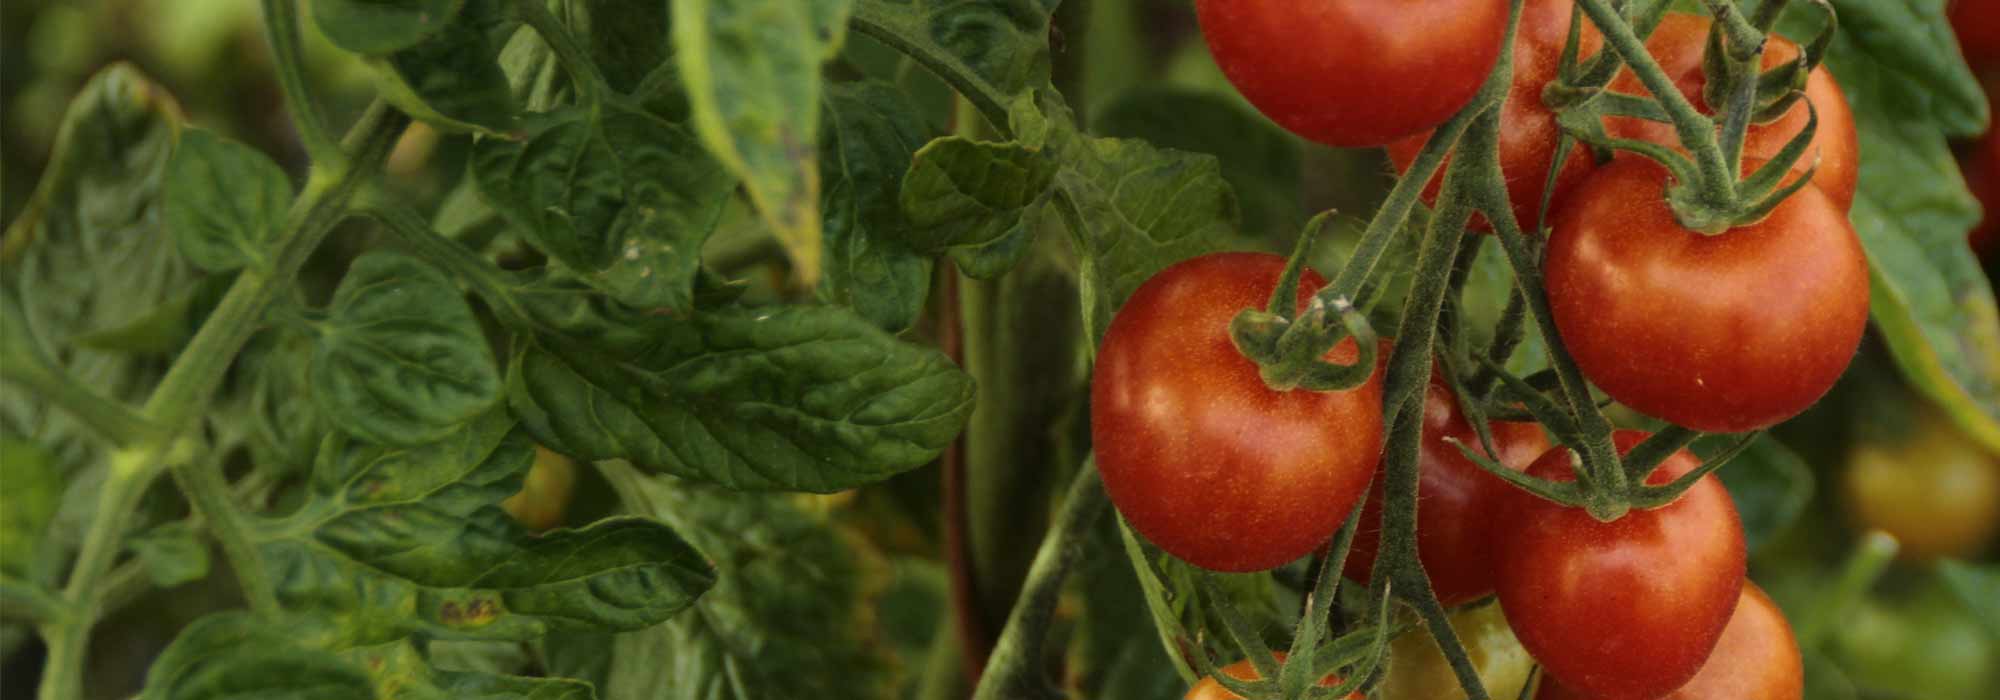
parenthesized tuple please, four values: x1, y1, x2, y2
(1185, 653, 1359, 700)
(1386, 0, 1603, 232)
(1605, 13, 1860, 210)
(1843, 417, 2000, 560)
(1344, 371, 1549, 606)
(1195, 0, 1507, 147)
(1092, 253, 1385, 572)
(1545, 157, 1869, 433)
(1953, 0, 2000, 74)
(1494, 430, 1747, 700)
(1535, 583, 1802, 700)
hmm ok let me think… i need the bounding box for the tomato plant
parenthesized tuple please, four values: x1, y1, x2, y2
(1953, 0, 2000, 74)
(1194, 0, 1508, 147)
(2, 2, 1995, 700)
(1094, 252, 1383, 572)
(1545, 157, 1870, 433)
(1343, 369, 1548, 605)
(1494, 430, 1747, 699)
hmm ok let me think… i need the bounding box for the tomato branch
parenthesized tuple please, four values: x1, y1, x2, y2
(968, 462, 1108, 700)
(260, 0, 337, 163)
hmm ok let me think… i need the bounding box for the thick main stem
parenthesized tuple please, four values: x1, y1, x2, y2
(35, 102, 409, 700)
(970, 464, 1108, 700)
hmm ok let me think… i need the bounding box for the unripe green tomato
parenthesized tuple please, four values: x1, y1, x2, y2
(502, 447, 578, 531)
(1379, 603, 1532, 700)
(1833, 593, 1998, 700)
(1842, 417, 2000, 561)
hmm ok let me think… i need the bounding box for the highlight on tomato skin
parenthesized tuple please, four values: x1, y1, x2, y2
(1543, 157, 1870, 434)
(1183, 652, 1361, 700)
(1090, 252, 1385, 573)
(1194, 0, 1508, 147)
(1535, 583, 1804, 700)
(1493, 430, 1748, 700)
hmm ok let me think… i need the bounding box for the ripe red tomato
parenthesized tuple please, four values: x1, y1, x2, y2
(1195, 0, 1508, 147)
(1605, 13, 1860, 210)
(1343, 369, 1549, 606)
(1966, 105, 1999, 257)
(1545, 157, 1869, 433)
(1093, 252, 1384, 572)
(1185, 652, 1360, 700)
(1953, 0, 2000, 74)
(1386, 0, 1603, 232)
(1536, 583, 1803, 700)
(1494, 430, 1747, 699)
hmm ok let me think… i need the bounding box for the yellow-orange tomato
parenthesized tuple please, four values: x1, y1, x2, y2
(1844, 418, 2000, 560)
(502, 446, 579, 531)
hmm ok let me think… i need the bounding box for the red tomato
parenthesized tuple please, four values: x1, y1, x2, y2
(1537, 583, 1803, 700)
(1953, 0, 2000, 74)
(1545, 157, 1869, 433)
(1343, 369, 1549, 606)
(1185, 652, 1360, 700)
(1494, 430, 1748, 699)
(1195, 0, 1508, 147)
(1605, 13, 1860, 210)
(1092, 253, 1384, 572)
(1386, 0, 1603, 232)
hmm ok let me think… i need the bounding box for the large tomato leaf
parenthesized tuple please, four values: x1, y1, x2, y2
(1801, 3, 2000, 450)
(507, 288, 975, 492)
(595, 462, 896, 700)
(258, 412, 714, 643)
(310, 252, 500, 447)
(1092, 87, 1305, 238)
(849, 0, 1060, 118)
(819, 81, 936, 332)
(471, 102, 733, 315)
(900, 136, 1059, 278)
(1938, 560, 2000, 641)
(673, 0, 852, 285)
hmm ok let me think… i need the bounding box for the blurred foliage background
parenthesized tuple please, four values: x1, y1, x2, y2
(2, 1, 1997, 699)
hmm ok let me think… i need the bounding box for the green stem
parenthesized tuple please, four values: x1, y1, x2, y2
(0, 364, 161, 447)
(969, 463, 1108, 700)
(1570, 0, 1733, 201)
(0, 581, 68, 625)
(366, 201, 535, 330)
(514, 0, 607, 104)
(35, 102, 408, 700)
(1795, 531, 1898, 649)
(165, 449, 279, 616)
(849, 3, 1014, 136)
(261, 0, 338, 162)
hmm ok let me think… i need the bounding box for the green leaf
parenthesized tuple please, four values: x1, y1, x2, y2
(163, 129, 292, 272)
(673, 0, 853, 284)
(311, 252, 499, 447)
(1696, 434, 1813, 555)
(508, 294, 975, 492)
(1, 63, 189, 491)
(1093, 87, 1304, 236)
(128, 521, 211, 587)
(1938, 560, 2000, 641)
(819, 81, 936, 331)
(900, 137, 1057, 279)
(72, 273, 236, 355)
(141, 612, 599, 700)
(573, 0, 673, 95)
(1807, 12, 2000, 451)
(313, 0, 465, 55)
(139, 613, 375, 700)
(266, 414, 715, 642)
(0, 436, 61, 577)
(596, 463, 895, 700)
(471, 103, 732, 314)
(849, 0, 1059, 111)
(369, 0, 518, 133)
